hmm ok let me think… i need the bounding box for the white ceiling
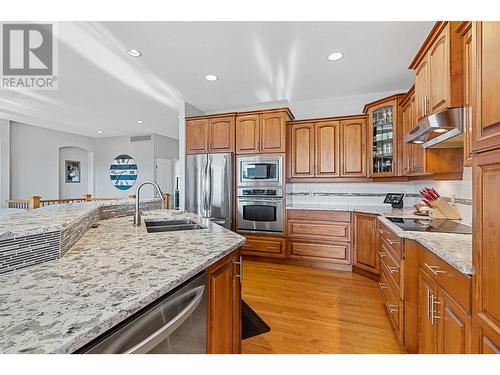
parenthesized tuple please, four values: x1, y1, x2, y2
(0, 21, 434, 139)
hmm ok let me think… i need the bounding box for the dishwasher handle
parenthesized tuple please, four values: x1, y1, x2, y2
(125, 285, 205, 354)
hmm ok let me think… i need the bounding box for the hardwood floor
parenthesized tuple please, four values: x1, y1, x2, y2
(241, 259, 406, 354)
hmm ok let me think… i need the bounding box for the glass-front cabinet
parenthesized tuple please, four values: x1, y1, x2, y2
(365, 96, 403, 177)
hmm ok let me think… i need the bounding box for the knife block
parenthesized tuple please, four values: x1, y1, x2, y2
(429, 198, 462, 220)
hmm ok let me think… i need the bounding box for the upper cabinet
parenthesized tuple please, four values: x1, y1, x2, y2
(315, 121, 340, 177)
(364, 95, 404, 177)
(288, 116, 366, 180)
(235, 114, 260, 154)
(458, 22, 473, 166)
(471, 22, 500, 153)
(401, 87, 425, 175)
(236, 109, 292, 154)
(340, 118, 367, 177)
(290, 122, 315, 178)
(410, 22, 464, 120)
(186, 114, 236, 154)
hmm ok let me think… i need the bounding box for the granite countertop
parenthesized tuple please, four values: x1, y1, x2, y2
(0, 210, 245, 354)
(0, 198, 160, 240)
(286, 203, 472, 275)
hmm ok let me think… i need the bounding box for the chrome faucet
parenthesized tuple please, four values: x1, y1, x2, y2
(133, 181, 164, 227)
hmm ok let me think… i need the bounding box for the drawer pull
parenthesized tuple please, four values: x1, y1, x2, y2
(424, 263, 446, 275)
(378, 229, 384, 234)
(387, 239, 399, 245)
(378, 282, 388, 290)
(388, 304, 398, 313)
(387, 265, 399, 274)
(378, 251, 387, 258)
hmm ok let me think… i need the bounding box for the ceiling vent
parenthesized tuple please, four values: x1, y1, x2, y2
(130, 135, 152, 143)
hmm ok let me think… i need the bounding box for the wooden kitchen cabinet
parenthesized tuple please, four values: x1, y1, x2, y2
(186, 114, 236, 154)
(241, 234, 286, 259)
(236, 109, 292, 154)
(401, 87, 426, 175)
(288, 116, 363, 180)
(437, 287, 471, 354)
(207, 248, 241, 354)
(235, 114, 260, 154)
(418, 267, 439, 353)
(472, 148, 500, 353)
(340, 118, 367, 177)
(364, 95, 404, 177)
(353, 213, 379, 275)
(471, 22, 500, 153)
(286, 209, 352, 269)
(459, 21, 473, 166)
(410, 22, 464, 120)
(186, 118, 209, 154)
(315, 120, 340, 177)
(290, 122, 315, 177)
(416, 244, 472, 354)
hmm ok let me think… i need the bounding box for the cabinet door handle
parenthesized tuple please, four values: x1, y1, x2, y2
(386, 265, 398, 274)
(406, 157, 410, 171)
(378, 229, 384, 234)
(431, 294, 441, 325)
(424, 263, 446, 275)
(387, 239, 399, 245)
(426, 289, 431, 319)
(379, 282, 388, 290)
(378, 251, 387, 258)
(234, 255, 243, 283)
(388, 304, 398, 314)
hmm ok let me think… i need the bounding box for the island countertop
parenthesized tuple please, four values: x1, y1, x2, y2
(0, 210, 245, 354)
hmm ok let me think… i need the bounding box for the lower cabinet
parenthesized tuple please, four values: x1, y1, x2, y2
(416, 245, 472, 354)
(207, 248, 242, 354)
(353, 213, 379, 274)
(241, 234, 286, 258)
(287, 209, 352, 268)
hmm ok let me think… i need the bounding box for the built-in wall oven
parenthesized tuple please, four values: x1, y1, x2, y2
(237, 187, 284, 234)
(237, 155, 283, 187)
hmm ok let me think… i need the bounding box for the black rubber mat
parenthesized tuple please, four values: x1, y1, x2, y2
(242, 300, 271, 340)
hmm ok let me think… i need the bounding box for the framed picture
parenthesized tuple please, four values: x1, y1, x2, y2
(65, 160, 81, 183)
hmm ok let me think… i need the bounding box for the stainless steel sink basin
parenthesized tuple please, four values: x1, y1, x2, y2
(144, 219, 205, 233)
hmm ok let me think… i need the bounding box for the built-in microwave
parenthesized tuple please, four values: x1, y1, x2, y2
(237, 155, 283, 187)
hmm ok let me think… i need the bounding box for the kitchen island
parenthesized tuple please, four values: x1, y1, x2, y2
(0, 207, 244, 354)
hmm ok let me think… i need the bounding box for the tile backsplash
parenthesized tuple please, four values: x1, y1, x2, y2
(287, 167, 473, 225)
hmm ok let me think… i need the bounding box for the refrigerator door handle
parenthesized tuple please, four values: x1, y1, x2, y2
(202, 156, 210, 218)
(208, 157, 213, 218)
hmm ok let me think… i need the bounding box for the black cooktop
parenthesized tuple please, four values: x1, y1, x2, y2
(386, 217, 472, 234)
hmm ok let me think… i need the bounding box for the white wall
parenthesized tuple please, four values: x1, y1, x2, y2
(0, 119, 10, 207)
(93, 135, 156, 199)
(179, 102, 205, 209)
(10, 122, 95, 199)
(59, 146, 92, 199)
(289, 90, 404, 120)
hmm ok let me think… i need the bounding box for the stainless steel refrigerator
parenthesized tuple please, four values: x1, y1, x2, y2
(185, 153, 233, 230)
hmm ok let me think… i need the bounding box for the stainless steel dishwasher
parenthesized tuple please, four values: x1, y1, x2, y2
(82, 271, 207, 354)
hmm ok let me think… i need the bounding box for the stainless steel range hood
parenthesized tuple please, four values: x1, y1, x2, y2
(404, 107, 464, 149)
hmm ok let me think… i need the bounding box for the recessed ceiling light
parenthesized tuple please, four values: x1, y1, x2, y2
(413, 140, 424, 144)
(97, 130, 103, 134)
(127, 49, 142, 57)
(137, 120, 143, 124)
(327, 52, 344, 61)
(205, 74, 218, 81)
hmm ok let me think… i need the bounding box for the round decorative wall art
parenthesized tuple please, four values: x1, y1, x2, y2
(109, 154, 138, 190)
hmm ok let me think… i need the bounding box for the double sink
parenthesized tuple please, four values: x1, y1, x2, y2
(144, 218, 206, 233)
